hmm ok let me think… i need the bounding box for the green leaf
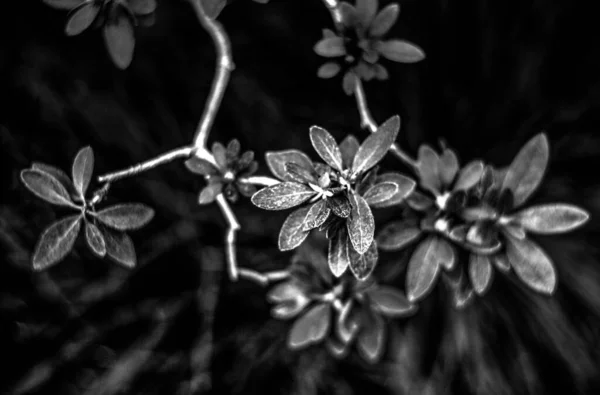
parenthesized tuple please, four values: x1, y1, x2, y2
(309, 126, 344, 171)
(342, 71, 357, 96)
(506, 236, 556, 294)
(439, 148, 459, 187)
(454, 160, 484, 191)
(278, 206, 311, 251)
(376, 220, 421, 251)
(101, 227, 136, 268)
(65, 3, 100, 36)
(317, 62, 341, 79)
(185, 157, 219, 176)
(492, 254, 511, 272)
(328, 194, 352, 218)
(265, 150, 314, 182)
(267, 282, 310, 319)
(211, 142, 227, 169)
(339, 2, 358, 28)
(32, 215, 82, 271)
(339, 134, 360, 169)
(514, 204, 589, 234)
(406, 236, 449, 302)
(501, 134, 549, 207)
(128, 0, 157, 15)
(72, 146, 94, 200)
(351, 115, 400, 177)
(85, 221, 106, 257)
(103, 11, 135, 69)
(302, 200, 331, 231)
(31, 163, 73, 192)
(376, 39, 425, 63)
(336, 300, 361, 343)
(406, 190, 434, 211)
(21, 169, 77, 208)
(357, 313, 385, 363)
(416, 145, 441, 195)
(198, 182, 223, 205)
(363, 181, 399, 206)
(251, 182, 316, 210)
(367, 286, 416, 317)
(347, 192, 375, 254)
(469, 254, 493, 295)
(369, 3, 399, 37)
(288, 303, 331, 349)
(96, 203, 155, 230)
(42, 0, 83, 10)
(356, 0, 378, 27)
(285, 162, 318, 185)
(374, 172, 416, 207)
(349, 239, 378, 280)
(313, 36, 346, 57)
(328, 226, 350, 277)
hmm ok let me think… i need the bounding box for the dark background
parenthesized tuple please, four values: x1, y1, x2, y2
(2, 0, 600, 394)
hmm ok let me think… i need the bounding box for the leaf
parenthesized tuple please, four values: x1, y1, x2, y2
(337, 300, 361, 343)
(374, 172, 416, 207)
(198, 182, 223, 205)
(313, 36, 346, 57)
(454, 160, 484, 191)
(357, 313, 385, 363)
(251, 182, 316, 211)
(42, 0, 83, 9)
(309, 126, 344, 171)
(102, 227, 136, 268)
(302, 200, 331, 231)
(515, 204, 589, 234)
(85, 221, 106, 257)
(439, 148, 459, 187)
(501, 134, 549, 207)
(376, 40, 425, 63)
(328, 194, 352, 218)
(288, 303, 331, 349)
(103, 11, 135, 69)
(356, 0, 378, 27)
(347, 192, 375, 254)
(184, 157, 218, 176)
(437, 238, 456, 270)
(278, 206, 311, 251)
(369, 3, 400, 37)
(65, 3, 100, 36)
(317, 62, 341, 79)
(406, 190, 434, 211)
(352, 115, 400, 177)
(21, 169, 77, 208)
(265, 150, 314, 182)
(506, 236, 556, 294)
(406, 236, 448, 302)
(492, 254, 511, 273)
(469, 254, 493, 295)
(328, 226, 350, 277)
(363, 182, 399, 206)
(416, 145, 441, 194)
(339, 135, 360, 169)
(367, 286, 416, 317)
(31, 163, 73, 192)
(349, 240, 378, 280)
(268, 282, 310, 319)
(96, 203, 155, 230)
(128, 0, 157, 15)
(32, 215, 82, 271)
(342, 71, 357, 96)
(72, 146, 94, 200)
(376, 220, 421, 251)
(285, 162, 317, 184)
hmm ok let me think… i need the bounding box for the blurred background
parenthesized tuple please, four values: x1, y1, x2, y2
(1, 0, 600, 394)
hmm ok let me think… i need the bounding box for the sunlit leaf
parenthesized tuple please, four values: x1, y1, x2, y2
(492, 254, 511, 272)
(101, 227, 136, 268)
(278, 206, 311, 251)
(351, 115, 400, 177)
(42, 0, 83, 10)
(21, 169, 77, 208)
(339, 134, 360, 169)
(454, 160, 484, 191)
(437, 238, 456, 270)
(288, 303, 331, 349)
(328, 226, 350, 277)
(369, 3, 399, 37)
(267, 282, 310, 319)
(184, 157, 219, 176)
(31, 163, 73, 192)
(96, 203, 155, 230)
(363, 181, 398, 206)
(65, 3, 100, 36)
(285, 162, 317, 184)
(129, 0, 157, 15)
(469, 254, 493, 295)
(314, 36, 346, 57)
(506, 236, 556, 294)
(32, 215, 82, 271)
(514, 204, 589, 234)
(374, 172, 416, 207)
(85, 221, 106, 257)
(439, 148, 459, 187)
(416, 145, 441, 195)
(317, 62, 341, 79)
(367, 286, 416, 317)
(211, 142, 227, 169)
(357, 313, 385, 363)
(251, 182, 316, 210)
(376, 220, 421, 251)
(501, 134, 549, 207)
(103, 11, 135, 69)
(198, 182, 223, 205)
(349, 239, 378, 280)
(406, 236, 446, 302)
(309, 126, 344, 171)
(347, 192, 375, 254)
(376, 39, 425, 63)
(265, 150, 314, 182)
(72, 146, 94, 200)
(302, 200, 331, 231)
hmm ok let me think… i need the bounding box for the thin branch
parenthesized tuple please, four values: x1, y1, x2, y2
(238, 175, 281, 187)
(189, 0, 235, 148)
(321, 0, 344, 26)
(97, 146, 194, 184)
(238, 269, 290, 286)
(215, 193, 241, 280)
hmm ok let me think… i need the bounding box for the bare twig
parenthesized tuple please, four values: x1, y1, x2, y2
(238, 268, 290, 286)
(238, 175, 281, 187)
(215, 193, 241, 280)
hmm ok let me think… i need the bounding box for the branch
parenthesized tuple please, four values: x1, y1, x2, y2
(215, 193, 241, 280)
(238, 175, 281, 187)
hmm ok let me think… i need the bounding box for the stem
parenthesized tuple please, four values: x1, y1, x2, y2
(189, 0, 235, 149)
(238, 175, 281, 187)
(215, 193, 241, 280)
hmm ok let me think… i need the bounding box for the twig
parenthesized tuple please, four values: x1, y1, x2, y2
(238, 268, 290, 286)
(215, 193, 241, 280)
(238, 175, 281, 187)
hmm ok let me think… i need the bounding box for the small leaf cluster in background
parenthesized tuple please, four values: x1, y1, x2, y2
(21, 147, 155, 270)
(314, 0, 425, 95)
(185, 139, 258, 204)
(252, 116, 415, 281)
(266, 243, 416, 363)
(202, 0, 269, 20)
(42, 0, 158, 69)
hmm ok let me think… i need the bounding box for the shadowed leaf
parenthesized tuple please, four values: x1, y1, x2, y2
(31, 163, 73, 192)
(342, 71, 357, 95)
(515, 204, 589, 234)
(185, 157, 218, 176)
(374, 172, 416, 206)
(288, 303, 331, 349)
(198, 183, 222, 205)
(278, 206, 311, 251)
(416, 145, 441, 194)
(317, 62, 341, 78)
(347, 192, 375, 254)
(367, 286, 416, 317)
(454, 160, 484, 191)
(102, 227, 136, 268)
(43, 0, 82, 9)
(357, 313, 385, 363)
(328, 194, 352, 218)
(502, 134, 549, 207)
(363, 181, 398, 206)
(377, 220, 421, 251)
(356, 0, 378, 27)
(33, 215, 82, 271)
(285, 162, 317, 184)
(314, 36, 346, 57)
(21, 169, 77, 208)
(85, 221, 106, 257)
(349, 240, 378, 280)
(302, 200, 331, 231)
(376, 40, 425, 63)
(406, 236, 447, 302)
(328, 226, 350, 277)
(339, 134, 360, 169)
(439, 148, 459, 186)
(469, 254, 493, 295)
(352, 116, 400, 177)
(72, 146, 94, 200)
(309, 126, 344, 171)
(265, 150, 314, 182)
(268, 282, 310, 319)
(103, 11, 135, 69)
(96, 203, 155, 230)
(129, 0, 157, 15)
(506, 236, 556, 294)
(369, 3, 399, 37)
(251, 182, 316, 210)
(65, 3, 100, 36)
